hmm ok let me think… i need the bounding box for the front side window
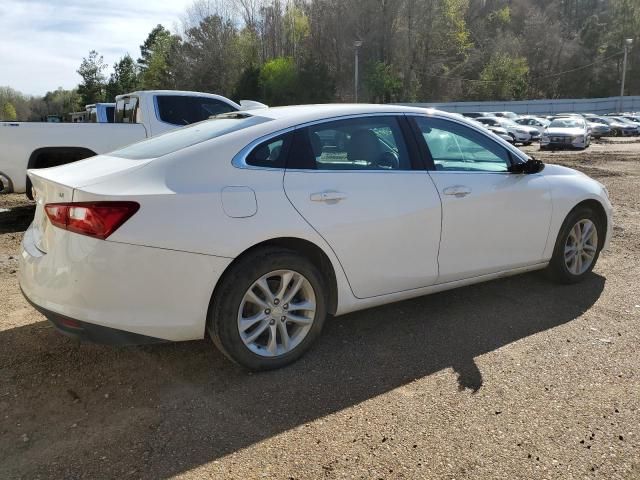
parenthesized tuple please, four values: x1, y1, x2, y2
(290, 116, 411, 170)
(156, 95, 237, 125)
(413, 117, 511, 172)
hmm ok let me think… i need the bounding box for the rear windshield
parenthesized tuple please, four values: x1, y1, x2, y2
(110, 113, 271, 160)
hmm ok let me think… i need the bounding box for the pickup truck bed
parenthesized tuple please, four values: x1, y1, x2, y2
(0, 122, 147, 194)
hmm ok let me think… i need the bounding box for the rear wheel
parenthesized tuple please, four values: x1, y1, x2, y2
(208, 248, 327, 370)
(547, 207, 602, 284)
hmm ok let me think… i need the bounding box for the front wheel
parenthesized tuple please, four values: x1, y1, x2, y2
(208, 248, 327, 370)
(547, 207, 603, 284)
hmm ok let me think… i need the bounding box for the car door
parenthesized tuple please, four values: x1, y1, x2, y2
(283, 115, 441, 299)
(409, 115, 553, 284)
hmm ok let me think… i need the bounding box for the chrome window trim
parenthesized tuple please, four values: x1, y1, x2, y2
(231, 126, 296, 171)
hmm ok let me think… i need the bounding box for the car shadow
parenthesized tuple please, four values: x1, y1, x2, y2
(0, 271, 605, 478)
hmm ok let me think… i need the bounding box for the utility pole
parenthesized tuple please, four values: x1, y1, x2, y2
(354, 41, 363, 103)
(620, 38, 633, 112)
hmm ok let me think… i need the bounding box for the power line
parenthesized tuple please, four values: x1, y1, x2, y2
(424, 50, 624, 84)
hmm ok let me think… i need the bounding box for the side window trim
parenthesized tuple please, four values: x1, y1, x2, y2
(232, 127, 296, 170)
(406, 114, 527, 173)
(233, 113, 422, 172)
(245, 132, 294, 169)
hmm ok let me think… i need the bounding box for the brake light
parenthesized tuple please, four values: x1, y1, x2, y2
(45, 202, 139, 240)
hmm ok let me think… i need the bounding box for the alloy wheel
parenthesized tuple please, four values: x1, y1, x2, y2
(237, 270, 317, 357)
(564, 219, 598, 275)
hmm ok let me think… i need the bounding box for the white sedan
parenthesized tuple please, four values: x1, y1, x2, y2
(20, 105, 612, 370)
(541, 117, 591, 150)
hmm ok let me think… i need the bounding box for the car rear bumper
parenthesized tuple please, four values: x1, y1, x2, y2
(19, 224, 232, 342)
(21, 287, 166, 345)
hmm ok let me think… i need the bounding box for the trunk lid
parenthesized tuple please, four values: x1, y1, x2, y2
(28, 155, 152, 252)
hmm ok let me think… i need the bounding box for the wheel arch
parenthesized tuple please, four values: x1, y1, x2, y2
(210, 237, 339, 319)
(567, 199, 609, 248)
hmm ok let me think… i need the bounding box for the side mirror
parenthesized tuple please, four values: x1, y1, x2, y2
(509, 158, 545, 174)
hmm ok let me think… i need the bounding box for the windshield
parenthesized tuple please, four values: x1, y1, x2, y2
(549, 118, 582, 128)
(110, 113, 271, 160)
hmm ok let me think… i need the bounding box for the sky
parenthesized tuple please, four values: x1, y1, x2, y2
(0, 0, 194, 96)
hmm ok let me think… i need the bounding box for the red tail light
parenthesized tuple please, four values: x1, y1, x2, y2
(45, 202, 139, 240)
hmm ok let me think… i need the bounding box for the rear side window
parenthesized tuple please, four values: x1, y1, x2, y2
(156, 96, 237, 125)
(115, 96, 139, 123)
(288, 116, 412, 170)
(246, 133, 293, 168)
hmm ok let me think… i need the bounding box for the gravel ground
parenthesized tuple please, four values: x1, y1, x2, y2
(0, 142, 639, 479)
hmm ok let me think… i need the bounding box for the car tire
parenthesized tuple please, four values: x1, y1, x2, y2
(547, 207, 603, 284)
(208, 247, 328, 370)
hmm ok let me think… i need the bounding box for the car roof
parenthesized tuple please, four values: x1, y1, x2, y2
(249, 103, 437, 121)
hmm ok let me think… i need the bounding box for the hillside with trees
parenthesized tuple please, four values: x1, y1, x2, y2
(2, 0, 639, 120)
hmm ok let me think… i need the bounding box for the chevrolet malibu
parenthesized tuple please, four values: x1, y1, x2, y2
(20, 105, 612, 370)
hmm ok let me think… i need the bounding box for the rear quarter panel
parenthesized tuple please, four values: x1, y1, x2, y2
(73, 130, 358, 314)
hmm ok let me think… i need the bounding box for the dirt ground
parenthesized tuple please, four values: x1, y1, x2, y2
(1, 139, 639, 479)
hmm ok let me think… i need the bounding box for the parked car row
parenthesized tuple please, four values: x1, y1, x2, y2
(460, 110, 640, 150)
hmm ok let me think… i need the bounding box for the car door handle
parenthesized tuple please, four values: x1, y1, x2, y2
(442, 185, 472, 198)
(310, 191, 348, 203)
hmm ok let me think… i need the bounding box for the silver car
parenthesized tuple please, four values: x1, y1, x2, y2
(516, 116, 550, 134)
(476, 117, 536, 144)
(541, 117, 591, 150)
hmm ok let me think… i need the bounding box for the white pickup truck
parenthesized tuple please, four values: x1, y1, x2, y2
(0, 90, 262, 196)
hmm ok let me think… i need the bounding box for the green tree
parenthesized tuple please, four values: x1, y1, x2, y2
(297, 59, 335, 103)
(260, 57, 298, 105)
(233, 66, 262, 101)
(365, 62, 402, 103)
(2, 102, 17, 120)
(284, 5, 311, 60)
(77, 50, 107, 105)
(140, 33, 176, 90)
(472, 54, 529, 100)
(106, 54, 139, 100)
(138, 25, 172, 72)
